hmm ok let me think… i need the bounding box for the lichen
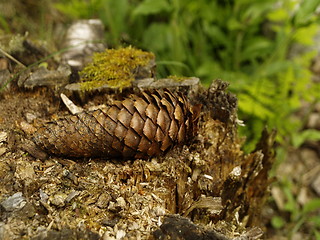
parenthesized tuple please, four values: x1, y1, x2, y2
(79, 46, 155, 91)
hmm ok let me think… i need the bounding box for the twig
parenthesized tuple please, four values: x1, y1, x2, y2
(0, 47, 26, 68)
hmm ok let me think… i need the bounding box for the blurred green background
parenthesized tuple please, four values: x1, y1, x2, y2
(1, 0, 320, 238)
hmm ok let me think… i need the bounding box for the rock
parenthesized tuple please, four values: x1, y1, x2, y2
(1, 192, 26, 211)
(21, 64, 71, 88)
(61, 19, 106, 70)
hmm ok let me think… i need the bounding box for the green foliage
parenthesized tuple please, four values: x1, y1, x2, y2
(54, 0, 104, 19)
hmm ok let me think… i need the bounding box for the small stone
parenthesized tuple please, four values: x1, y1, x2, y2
(128, 221, 140, 231)
(1, 192, 26, 211)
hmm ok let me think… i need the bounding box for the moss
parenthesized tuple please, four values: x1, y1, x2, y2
(79, 46, 155, 91)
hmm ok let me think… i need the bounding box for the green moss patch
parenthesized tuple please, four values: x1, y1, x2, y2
(79, 46, 155, 91)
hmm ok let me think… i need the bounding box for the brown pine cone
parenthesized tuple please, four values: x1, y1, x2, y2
(32, 90, 201, 159)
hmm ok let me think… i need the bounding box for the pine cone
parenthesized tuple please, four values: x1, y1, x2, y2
(33, 90, 201, 159)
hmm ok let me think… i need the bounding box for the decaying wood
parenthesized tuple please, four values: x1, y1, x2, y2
(32, 89, 201, 159)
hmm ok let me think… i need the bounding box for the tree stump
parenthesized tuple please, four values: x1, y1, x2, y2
(0, 77, 275, 239)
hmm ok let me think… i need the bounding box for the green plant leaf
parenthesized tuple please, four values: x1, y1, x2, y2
(294, 24, 319, 46)
(227, 17, 243, 31)
(203, 24, 228, 45)
(133, 0, 172, 16)
(267, 7, 289, 22)
(238, 93, 274, 119)
(142, 23, 169, 52)
(302, 198, 320, 215)
(242, 1, 276, 23)
(310, 215, 320, 228)
(292, 129, 320, 148)
(294, 0, 320, 26)
(271, 215, 285, 229)
(259, 60, 290, 77)
(241, 37, 272, 62)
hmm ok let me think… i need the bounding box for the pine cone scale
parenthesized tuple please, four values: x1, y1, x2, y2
(155, 127, 165, 142)
(158, 108, 171, 133)
(124, 129, 140, 149)
(130, 112, 144, 135)
(143, 119, 157, 141)
(114, 123, 127, 141)
(168, 120, 178, 140)
(138, 137, 152, 153)
(145, 104, 158, 124)
(133, 98, 148, 120)
(122, 98, 135, 114)
(91, 110, 115, 146)
(106, 106, 120, 122)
